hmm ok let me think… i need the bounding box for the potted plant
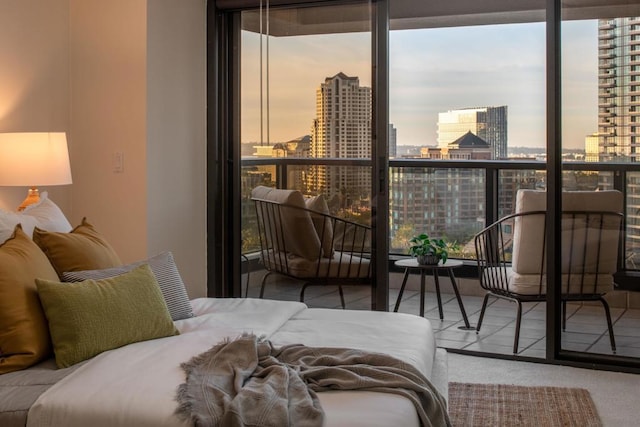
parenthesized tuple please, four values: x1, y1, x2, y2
(408, 233, 458, 265)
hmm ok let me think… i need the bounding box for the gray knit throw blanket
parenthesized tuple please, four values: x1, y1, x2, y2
(175, 333, 450, 427)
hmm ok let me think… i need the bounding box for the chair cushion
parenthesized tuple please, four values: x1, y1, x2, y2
(483, 267, 614, 295)
(305, 195, 334, 258)
(252, 186, 321, 261)
(262, 250, 370, 279)
(512, 190, 622, 276)
(333, 221, 371, 252)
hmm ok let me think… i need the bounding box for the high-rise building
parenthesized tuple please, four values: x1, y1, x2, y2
(597, 17, 640, 162)
(598, 17, 640, 255)
(309, 72, 371, 204)
(437, 106, 508, 159)
(389, 124, 397, 158)
(585, 133, 600, 162)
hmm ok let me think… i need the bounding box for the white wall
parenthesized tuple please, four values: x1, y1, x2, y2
(0, 0, 72, 212)
(0, 0, 208, 297)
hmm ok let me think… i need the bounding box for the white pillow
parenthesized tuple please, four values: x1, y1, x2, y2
(0, 192, 72, 243)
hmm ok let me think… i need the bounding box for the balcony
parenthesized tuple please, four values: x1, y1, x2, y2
(241, 156, 640, 282)
(240, 157, 640, 359)
(598, 32, 614, 41)
(598, 42, 616, 50)
(599, 101, 617, 108)
(242, 270, 640, 358)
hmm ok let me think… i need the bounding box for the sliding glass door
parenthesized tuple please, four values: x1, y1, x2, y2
(558, 1, 640, 366)
(237, 1, 389, 309)
(209, 0, 640, 372)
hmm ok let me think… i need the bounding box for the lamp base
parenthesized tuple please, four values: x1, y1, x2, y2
(17, 187, 40, 212)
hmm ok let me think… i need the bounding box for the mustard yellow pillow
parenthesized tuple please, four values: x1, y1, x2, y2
(0, 225, 59, 374)
(33, 217, 122, 277)
(36, 264, 179, 368)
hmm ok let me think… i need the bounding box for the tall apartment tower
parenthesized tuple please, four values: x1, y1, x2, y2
(598, 17, 640, 162)
(389, 124, 398, 158)
(437, 106, 508, 159)
(310, 72, 371, 203)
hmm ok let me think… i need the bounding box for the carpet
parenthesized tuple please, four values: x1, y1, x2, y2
(448, 382, 602, 427)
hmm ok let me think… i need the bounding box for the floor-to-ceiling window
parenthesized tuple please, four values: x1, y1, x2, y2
(389, 19, 546, 255)
(237, 1, 386, 309)
(557, 2, 640, 366)
(209, 0, 640, 372)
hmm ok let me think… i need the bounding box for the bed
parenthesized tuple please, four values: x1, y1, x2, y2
(2, 297, 448, 427)
(0, 197, 449, 427)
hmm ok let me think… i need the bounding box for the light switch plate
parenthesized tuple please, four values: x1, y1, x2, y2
(112, 151, 124, 173)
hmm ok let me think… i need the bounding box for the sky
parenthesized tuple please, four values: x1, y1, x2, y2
(241, 20, 598, 149)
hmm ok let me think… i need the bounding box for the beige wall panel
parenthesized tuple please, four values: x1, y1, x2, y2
(69, 0, 148, 262)
(0, 0, 72, 214)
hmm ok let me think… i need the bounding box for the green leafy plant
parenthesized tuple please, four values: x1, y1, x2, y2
(408, 233, 459, 264)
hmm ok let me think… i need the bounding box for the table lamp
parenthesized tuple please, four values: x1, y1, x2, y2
(0, 132, 73, 211)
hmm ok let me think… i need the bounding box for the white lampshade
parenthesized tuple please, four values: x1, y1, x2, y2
(0, 132, 72, 186)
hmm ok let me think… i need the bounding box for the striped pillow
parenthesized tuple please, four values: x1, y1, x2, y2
(61, 252, 194, 321)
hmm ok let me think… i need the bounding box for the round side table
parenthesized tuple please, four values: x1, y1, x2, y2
(393, 258, 472, 330)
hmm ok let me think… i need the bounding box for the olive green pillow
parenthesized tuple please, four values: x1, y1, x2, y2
(36, 264, 179, 368)
(33, 217, 122, 278)
(0, 225, 59, 374)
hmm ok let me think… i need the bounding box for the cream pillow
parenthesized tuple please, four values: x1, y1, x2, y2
(0, 192, 72, 243)
(251, 186, 322, 260)
(305, 195, 335, 258)
(22, 192, 73, 233)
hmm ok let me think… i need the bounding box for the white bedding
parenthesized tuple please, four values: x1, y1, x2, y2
(27, 298, 439, 427)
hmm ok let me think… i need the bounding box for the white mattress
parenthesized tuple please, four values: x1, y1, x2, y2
(27, 298, 440, 427)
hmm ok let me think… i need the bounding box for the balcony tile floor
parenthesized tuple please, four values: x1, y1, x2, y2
(244, 271, 640, 359)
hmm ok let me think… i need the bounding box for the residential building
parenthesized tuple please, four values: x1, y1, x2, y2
(309, 72, 371, 203)
(597, 17, 640, 162)
(585, 132, 600, 162)
(389, 123, 397, 158)
(391, 133, 493, 252)
(598, 17, 640, 255)
(437, 106, 508, 159)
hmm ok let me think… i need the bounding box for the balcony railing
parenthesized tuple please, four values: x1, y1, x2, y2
(241, 156, 640, 291)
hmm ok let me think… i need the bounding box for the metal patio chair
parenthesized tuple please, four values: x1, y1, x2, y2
(251, 186, 371, 308)
(474, 190, 623, 354)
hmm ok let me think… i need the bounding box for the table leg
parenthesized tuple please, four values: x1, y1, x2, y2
(433, 269, 444, 320)
(393, 268, 410, 312)
(448, 269, 472, 329)
(420, 269, 426, 317)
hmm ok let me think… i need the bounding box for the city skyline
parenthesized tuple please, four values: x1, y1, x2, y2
(241, 20, 598, 149)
